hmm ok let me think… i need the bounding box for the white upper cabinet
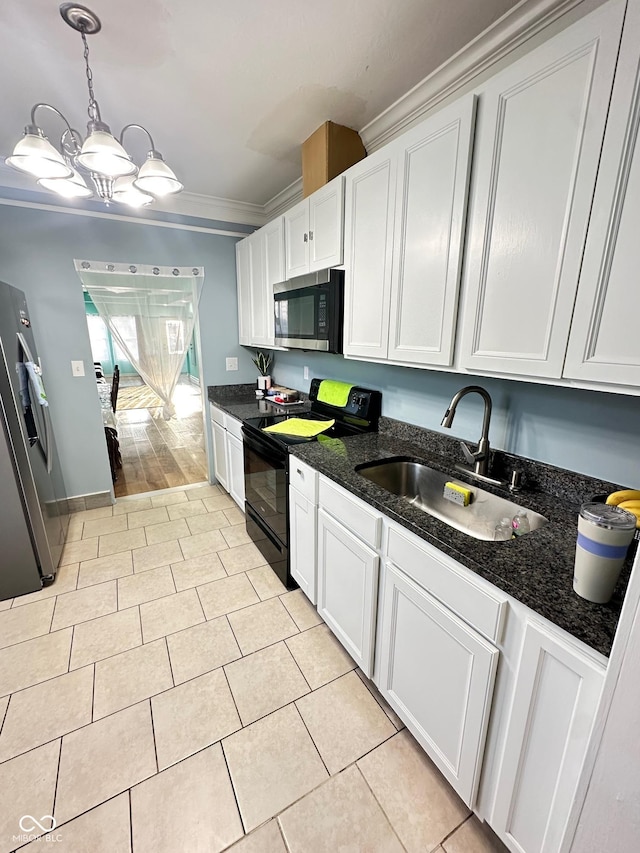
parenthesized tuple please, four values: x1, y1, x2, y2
(388, 95, 476, 366)
(284, 202, 309, 278)
(284, 176, 345, 278)
(235, 238, 251, 346)
(263, 216, 285, 288)
(344, 94, 476, 366)
(343, 147, 398, 359)
(308, 177, 345, 270)
(248, 230, 272, 347)
(564, 1, 640, 388)
(458, 0, 625, 379)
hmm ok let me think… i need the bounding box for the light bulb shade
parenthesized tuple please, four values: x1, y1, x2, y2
(77, 129, 136, 177)
(134, 152, 183, 196)
(6, 130, 73, 179)
(112, 175, 154, 208)
(38, 167, 93, 199)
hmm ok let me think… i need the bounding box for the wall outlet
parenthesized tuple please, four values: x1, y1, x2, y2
(303, 365, 310, 381)
(71, 360, 85, 377)
(225, 357, 238, 371)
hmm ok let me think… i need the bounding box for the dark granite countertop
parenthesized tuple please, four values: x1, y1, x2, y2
(208, 384, 310, 422)
(289, 418, 635, 658)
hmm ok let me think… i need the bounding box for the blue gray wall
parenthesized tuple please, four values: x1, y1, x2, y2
(0, 202, 256, 498)
(267, 349, 640, 487)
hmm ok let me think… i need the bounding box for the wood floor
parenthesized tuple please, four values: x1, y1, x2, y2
(113, 383, 208, 497)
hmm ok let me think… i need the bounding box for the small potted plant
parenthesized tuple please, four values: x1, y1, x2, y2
(252, 350, 273, 392)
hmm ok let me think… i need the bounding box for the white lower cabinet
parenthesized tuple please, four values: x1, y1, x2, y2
(210, 404, 243, 508)
(225, 431, 245, 510)
(491, 620, 605, 853)
(211, 406, 229, 491)
(377, 561, 499, 805)
(289, 485, 317, 603)
(316, 507, 379, 677)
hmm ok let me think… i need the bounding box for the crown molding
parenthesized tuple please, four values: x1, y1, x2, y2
(158, 189, 267, 226)
(264, 177, 304, 219)
(359, 0, 592, 152)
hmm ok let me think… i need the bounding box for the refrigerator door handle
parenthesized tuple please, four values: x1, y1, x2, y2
(17, 331, 51, 472)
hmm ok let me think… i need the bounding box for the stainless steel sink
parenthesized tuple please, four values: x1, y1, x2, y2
(356, 458, 548, 541)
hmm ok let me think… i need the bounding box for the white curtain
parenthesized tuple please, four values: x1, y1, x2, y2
(75, 260, 204, 418)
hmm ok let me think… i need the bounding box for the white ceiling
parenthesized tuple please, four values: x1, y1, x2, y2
(0, 0, 521, 210)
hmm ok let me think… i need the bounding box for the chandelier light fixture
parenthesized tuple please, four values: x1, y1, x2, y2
(6, 3, 183, 208)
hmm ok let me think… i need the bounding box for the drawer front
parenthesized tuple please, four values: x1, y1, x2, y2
(224, 412, 243, 441)
(319, 476, 381, 548)
(210, 403, 225, 426)
(289, 456, 318, 502)
(386, 525, 506, 644)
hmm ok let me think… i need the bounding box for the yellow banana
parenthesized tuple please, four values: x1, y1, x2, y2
(619, 500, 640, 510)
(605, 489, 640, 506)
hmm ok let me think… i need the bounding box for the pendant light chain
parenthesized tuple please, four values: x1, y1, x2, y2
(81, 27, 100, 123)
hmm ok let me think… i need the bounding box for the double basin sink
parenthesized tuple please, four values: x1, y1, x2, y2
(356, 457, 548, 542)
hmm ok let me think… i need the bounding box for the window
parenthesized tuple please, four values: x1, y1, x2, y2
(112, 316, 139, 361)
(86, 315, 110, 363)
(166, 320, 185, 355)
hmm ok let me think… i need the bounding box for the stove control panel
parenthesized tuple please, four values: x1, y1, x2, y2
(309, 379, 381, 427)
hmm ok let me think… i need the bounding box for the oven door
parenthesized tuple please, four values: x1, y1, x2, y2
(242, 426, 288, 547)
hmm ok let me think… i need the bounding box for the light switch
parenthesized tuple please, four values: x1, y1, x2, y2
(71, 360, 85, 377)
(226, 357, 238, 371)
(303, 366, 310, 380)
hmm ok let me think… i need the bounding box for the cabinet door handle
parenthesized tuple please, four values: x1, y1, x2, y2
(303, 233, 308, 243)
(309, 230, 314, 241)
(296, 468, 303, 476)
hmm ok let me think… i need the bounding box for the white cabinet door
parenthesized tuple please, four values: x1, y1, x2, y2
(377, 562, 498, 806)
(289, 485, 317, 604)
(248, 230, 273, 348)
(309, 176, 344, 271)
(264, 216, 285, 287)
(225, 432, 245, 510)
(564, 0, 640, 388)
(212, 420, 228, 492)
(458, 0, 625, 379)
(236, 238, 251, 346)
(317, 508, 379, 676)
(284, 200, 309, 278)
(343, 148, 398, 359)
(492, 620, 604, 853)
(388, 95, 476, 367)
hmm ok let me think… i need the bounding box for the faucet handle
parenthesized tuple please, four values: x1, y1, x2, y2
(460, 441, 478, 465)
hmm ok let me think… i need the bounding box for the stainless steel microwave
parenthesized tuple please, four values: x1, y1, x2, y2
(274, 269, 344, 353)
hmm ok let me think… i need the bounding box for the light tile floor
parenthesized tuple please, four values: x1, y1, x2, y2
(0, 483, 507, 853)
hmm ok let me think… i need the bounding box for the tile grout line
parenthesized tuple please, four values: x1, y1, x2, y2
(220, 738, 247, 838)
(128, 788, 134, 852)
(164, 636, 176, 688)
(290, 701, 332, 779)
(90, 662, 96, 723)
(51, 737, 63, 839)
(147, 698, 160, 774)
(354, 756, 410, 852)
(440, 811, 474, 849)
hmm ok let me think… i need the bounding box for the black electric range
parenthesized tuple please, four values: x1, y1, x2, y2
(241, 379, 381, 587)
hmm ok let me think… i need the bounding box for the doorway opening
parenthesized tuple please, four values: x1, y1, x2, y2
(81, 267, 208, 498)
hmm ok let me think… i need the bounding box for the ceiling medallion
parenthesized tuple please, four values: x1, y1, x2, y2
(5, 4, 183, 208)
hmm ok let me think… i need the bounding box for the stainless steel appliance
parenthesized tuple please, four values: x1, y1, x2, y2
(0, 281, 69, 600)
(274, 269, 344, 352)
(242, 379, 381, 587)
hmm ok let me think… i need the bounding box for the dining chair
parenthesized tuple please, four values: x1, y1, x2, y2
(111, 364, 120, 412)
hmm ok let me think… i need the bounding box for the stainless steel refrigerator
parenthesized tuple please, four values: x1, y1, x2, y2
(0, 281, 69, 600)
